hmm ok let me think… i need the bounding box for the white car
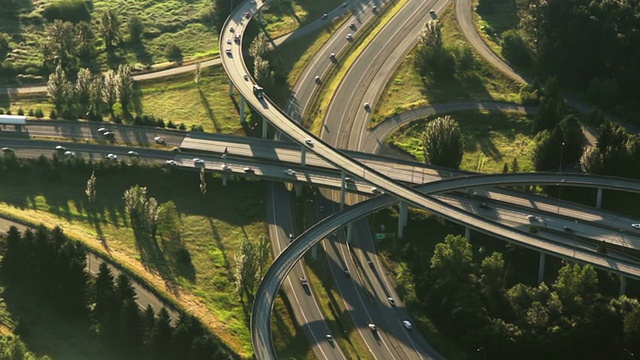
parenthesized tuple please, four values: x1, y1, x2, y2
(527, 215, 539, 222)
(221, 164, 231, 171)
(329, 53, 336, 60)
(305, 138, 314, 146)
(243, 73, 249, 81)
(97, 127, 108, 133)
(193, 158, 205, 165)
(226, 38, 232, 45)
(632, 224, 640, 229)
(387, 297, 396, 306)
(128, 150, 139, 156)
(326, 334, 334, 344)
(105, 153, 118, 160)
(55, 145, 66, 151)
(103, 131, 115, 138)
(403, 320, 413, 330)
(243, 166, 254, 173)
(371, 187, 382, 195)
(166, 160, 178, 166)
(154, 136, 166, 144)
(284, 168, 296, 176)
(1, 147, 12, 153)
(314, 75, 321, 84)
(346, 33, 353, 41)
(363, 102, 370, 110)
(368, 323, 377, 332)
(300, 277, 308, 286)
(64, 151, 76, 157)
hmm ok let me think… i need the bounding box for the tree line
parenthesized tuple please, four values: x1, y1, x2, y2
(0, 225, 234, 359)
(405, 233, 640, 359)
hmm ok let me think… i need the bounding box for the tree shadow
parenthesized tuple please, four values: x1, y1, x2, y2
(207, 218, 231, 273)
(128, 41, 153, 66)
(199, 88, 223, 132)
(159, 231, 195, 283)
(131, 223, 179, 296)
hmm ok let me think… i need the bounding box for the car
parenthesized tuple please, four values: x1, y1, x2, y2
(344, 269, 350, 277)
(372, 5, 377, 12)
(225, 48, 232, 56)
(243, 166, 254, 173)
(363, 102, 370, 110)
(284, 168, 296, 176)
(55, 145, 66, 151)
(97, 127, 108, 133)
(253, 84, 265, 99)
(221, 164, 231, 171)
(326, 334, 333, 344)
(371, 187, 382, 195)
(368, 323, 377, 332)
(350, 23, 356, 29)
(314, 75, 321, 84)
(367, 260, 374, 268)
(2, 147, 13, 153)
(243, 73, 249, 81)
(321, 13, 328, 19)
(193, 158, 205, 165)
(479, 202, 490, 209)
(154, 136, 166, 144)
(305, 138, 314, 146)
(342, 2, 347, 8)
(346, 33, 353, 41)
(329, 52, 336, 60)
(527, 215, 539, 222)
(128, 150, 139, 156)
(105, 153, 118, 160)
(234, 34, 241, 43)
(64, 151, 76, 157)
(229, 26, 235, 33)
(429, 9, 436, 17)
(102, 131, 115, 138)
(563, 226, 574, 232)
(402, 320, 413, 330)
(345, 177, 355, 184)
(226, 38, 232, 45)
(632, 224, 640, 229)
(289, 233, 294, 242)
(300, 277, 308, 286)
(387, 297, 396, 306)
(166, 159, 178, 166)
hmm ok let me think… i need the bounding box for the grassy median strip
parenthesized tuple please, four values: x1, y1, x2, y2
(304, 0, 410, 135)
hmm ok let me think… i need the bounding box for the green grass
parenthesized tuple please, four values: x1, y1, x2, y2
(372, 3, 521, 127)
(0, 164, 268, 357)
(388, 110, 536, 173)
(3, 66, 248, 135)
(262, 0, 347, 39)
(474, 0, 520, 54)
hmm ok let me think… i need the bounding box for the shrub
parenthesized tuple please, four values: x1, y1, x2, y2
(28, 109, 34, 116)
(5, 110, 11, 115)
(0, 109, 4, 115)
(50, 110, 57, 119)
(17, 108, 24, 116)
(42, 0, 90, 23)
(178, 123, 186, 130)
(166, 43, 183, 63)
(35, 108, 44, 118)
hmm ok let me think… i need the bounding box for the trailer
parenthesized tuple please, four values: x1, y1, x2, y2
(0, 115, 27, 125)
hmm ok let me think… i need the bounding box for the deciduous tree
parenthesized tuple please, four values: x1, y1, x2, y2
(422, 116, 464, 168)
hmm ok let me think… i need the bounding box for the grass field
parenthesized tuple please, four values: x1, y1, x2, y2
(0, 163, 270, 357)
(387, 110, 536, 173)
(262, 0, 346, 38)
(2, 66, 249, 135)
(372, 3, 521, 127)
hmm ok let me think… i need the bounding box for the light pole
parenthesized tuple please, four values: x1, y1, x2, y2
(559, 141, 565, 172)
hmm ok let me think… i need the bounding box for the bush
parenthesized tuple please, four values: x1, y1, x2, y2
(17, 108, 24, 116)
(0, 109, 4, 115)
(28, 109, 34, 116)
(166, 43, 183, 63)
(178, 123, 187, 130)
(176, 247, 192, 264)
(49, 110, 57, 119)
(35, 108, 44, 118)
(42, 0, 90, 23)
(167, 120, 176, 129)
(5, 110, 11, 115)
(500, 30, 532, 69)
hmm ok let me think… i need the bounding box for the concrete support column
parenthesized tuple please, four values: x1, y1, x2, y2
(620, 275, 628, 296)
(262, 117, 268, 139)
(398, 202, 408, 239)
(301, 147, 306, 167)
(596, 187, 603, 209)
(258, 9, 263, 23)
(465, 227, 471, 240)
(239, 96, 245, 123)
(294, 183, 302, 197)
(538, 253, 546, 283)
(340, 171, 346, 210)
(222, 174, 228, 187)
(347, 223, 352, 244)
(311, 243, 317, 260)
(228, 80, 233, 96)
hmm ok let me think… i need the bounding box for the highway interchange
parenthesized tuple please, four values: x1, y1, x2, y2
(2, 0, 640, 359)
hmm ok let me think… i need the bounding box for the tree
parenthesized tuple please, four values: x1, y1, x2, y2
(166, 43, 183, 63)
(580, 146, 604, 174)
(420, 20, 442, 50)
(123, 185, 147, 226)
(157, 201, 180, 239)
(502, 162, 509, 173)
(115, 64, 133, 114)
(253, 56, 274, 89)
(42, 20, 75, 69)
(74, 21, 96, 64)
(422, 116, 464, 168)
(531, 129, 562, 171)
(553, 263, 599, 314)
(85, 170, 96, 204)
(114, 273, 137, 308)
(127, 15, 144, 43)
(248, 32, 269, 59)
(102, 70, 118, 115)
(89, 74, 104, 116)
(75, 68, 93, 114)
(93, 262, 115, 321)
(151, 308, 174, 360)
(194, 61, 202, 84)
(47, 64, 69, 115)
(100, 9, 121, 53)
(511, 158, 520, 173)
(199, 168, 207, 195)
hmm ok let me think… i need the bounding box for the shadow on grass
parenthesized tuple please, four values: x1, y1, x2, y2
(199, 88, 223, 133)
(132, 224, 179, 296)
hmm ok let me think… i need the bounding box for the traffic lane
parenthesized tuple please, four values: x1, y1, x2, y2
(268, 183, 346, 360)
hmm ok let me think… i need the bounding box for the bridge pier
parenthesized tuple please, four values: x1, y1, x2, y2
(465, 227, 471, 240)
(596, 187, 603, 209)
(239, 96, 246, 123)
(222, 173, 228, 187)
(620, 275, 627, 295)
(398, 202, 408, 239)
(228, 80, 233, 96)
(347, 223, 352, 244)
(262, 117, 268, 139)
(538, 253, 546, 283)
(258, 9, 263, 23)
(340, 171, 346, 210)
(301, 147, 306, 167)
(295, 183, 302, 197)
